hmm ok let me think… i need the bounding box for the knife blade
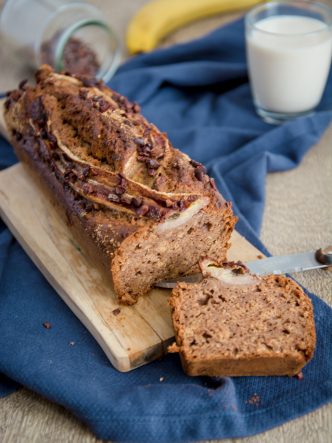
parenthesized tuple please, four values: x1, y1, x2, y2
(155, 246, 332, 289)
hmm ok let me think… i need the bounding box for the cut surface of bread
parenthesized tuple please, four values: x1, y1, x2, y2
(169, 260, 316, 376)
(4, 65, 236, 304)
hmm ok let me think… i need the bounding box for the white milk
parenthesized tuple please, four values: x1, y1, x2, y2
(247, 15, 332, 113)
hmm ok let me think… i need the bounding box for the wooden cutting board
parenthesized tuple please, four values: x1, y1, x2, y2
(0, 100, 263, 372)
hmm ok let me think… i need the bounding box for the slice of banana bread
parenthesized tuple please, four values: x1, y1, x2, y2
(169, 260, 316, 376)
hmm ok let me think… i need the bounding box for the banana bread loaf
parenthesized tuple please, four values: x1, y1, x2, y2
(169, 260, 316, 376)
(4, 65, 236, 305)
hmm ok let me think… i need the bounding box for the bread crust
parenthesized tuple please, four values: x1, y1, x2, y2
(4, 66, 236, 304)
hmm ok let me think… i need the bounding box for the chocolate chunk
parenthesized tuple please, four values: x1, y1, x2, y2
(111, 91, 136, 112)
(137, 143, 152, 156)
(209, 177, 217, 190)
(136, 204, 149, 216)
(73, 74, 99, 87)
(45, 131, 57, 145)
(137, 155, 148, 162)
(146, 159, 160, 170)
(38, 139, 52, 162)
(42, 322, 52, 329)
(96, 79, 105, 89)
(79, 89, 89, 100)
(84, 201, 94, 212)
(112, 308, 121, 316)
(29, 96, 47, 126)
(8, 89, 22, 103)
(82, 183, 94, 194)
(98, 99, 111, 113)
(131, 197, 143, 208)
(177, 200, 186, 210)
(235, 260, 249, 271)
(232, 266, 246, 275)
(64, 168, 75, 180)
(81, 165, 90, 178)
(132, 103, 140, 113)
(12, 129, 23, 141)
(294, 371, 304, 380)
(116, 94, 126, 104)
(51, 151, 60, 161)
(110, 153, 120, 162)
(190, 159, 201, 168)
(63, 183, 71, 191)
(114, 186, 126, 195)
(4, 99, 11, 111)
(147, 168, 157, 176)
(247, 393, 261, 406)
(35, 65, 53, 83)
(194, 168, 205, 182)
(65, 161, 74, 170)
(191, 159, 207, 174)
(134, 137, 145, 146)
(143, 127, 152, 137)
(118, 173, 126, 187)
(40, 128, 47, 139)
(18, 79, 28, 90)
(81, 77, 99, 87)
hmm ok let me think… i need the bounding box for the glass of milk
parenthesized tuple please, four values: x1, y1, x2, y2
(246, 1, 332, 124)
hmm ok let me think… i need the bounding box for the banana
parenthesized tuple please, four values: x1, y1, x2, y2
(126, 0, 264, 54)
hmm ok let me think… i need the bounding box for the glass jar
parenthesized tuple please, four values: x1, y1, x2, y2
(0, 0, 121, 82)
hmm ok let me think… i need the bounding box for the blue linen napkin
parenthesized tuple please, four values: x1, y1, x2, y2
(0, 18, 331, 442)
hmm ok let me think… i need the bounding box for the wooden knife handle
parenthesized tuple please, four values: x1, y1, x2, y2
(316, 246, 332, 272)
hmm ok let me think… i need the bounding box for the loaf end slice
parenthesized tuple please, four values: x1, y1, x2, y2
(169, 260, 316, 376)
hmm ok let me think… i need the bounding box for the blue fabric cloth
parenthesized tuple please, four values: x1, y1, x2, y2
(0, 18, 331, 442)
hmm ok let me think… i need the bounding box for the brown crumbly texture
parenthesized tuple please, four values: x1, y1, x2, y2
(4, 65, 236, 305)
(169, 262, 316, 376)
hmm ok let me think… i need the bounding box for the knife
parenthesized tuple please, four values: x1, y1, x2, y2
(155, 245, 332, 289)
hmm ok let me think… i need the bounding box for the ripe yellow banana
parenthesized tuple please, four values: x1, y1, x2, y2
(126, 0, 264, 54)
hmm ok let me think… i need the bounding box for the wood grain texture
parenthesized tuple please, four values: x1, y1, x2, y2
(0, 0, 331, 440)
